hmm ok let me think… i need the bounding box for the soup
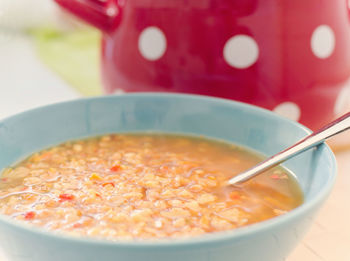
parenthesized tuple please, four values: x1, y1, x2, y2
(0, 134, 303, 240)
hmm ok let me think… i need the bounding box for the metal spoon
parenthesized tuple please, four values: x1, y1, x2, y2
(228, 112, 350, 185)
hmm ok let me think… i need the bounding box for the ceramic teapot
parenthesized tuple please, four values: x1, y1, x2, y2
(54, 0, 350, 130)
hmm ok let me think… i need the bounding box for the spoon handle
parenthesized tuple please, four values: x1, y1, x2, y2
(228, 112, 350, 185)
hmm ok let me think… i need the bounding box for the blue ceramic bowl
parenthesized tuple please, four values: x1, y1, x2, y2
(0, 94, 336, 261)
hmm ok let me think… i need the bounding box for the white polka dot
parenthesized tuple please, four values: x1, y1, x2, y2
(334, 84, 350, 116)
(311, 25, 335, 59)
(223, 35, 259, 69)
(138, 26, 167, 61)
(273, 102, 301, 121)
(106, 6, 118, 17)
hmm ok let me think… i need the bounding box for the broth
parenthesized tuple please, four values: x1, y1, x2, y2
(0, 134, 303, 240)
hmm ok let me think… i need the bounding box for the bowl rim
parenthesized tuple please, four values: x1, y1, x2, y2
(0, 92, 337, 248)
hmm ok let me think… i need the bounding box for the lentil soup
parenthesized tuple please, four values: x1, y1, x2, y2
(0, 134, 303, 240)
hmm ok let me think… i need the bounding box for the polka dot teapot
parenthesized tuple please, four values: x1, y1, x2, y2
(55, 0, 350, 130)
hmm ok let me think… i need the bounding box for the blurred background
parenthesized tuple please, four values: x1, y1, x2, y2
(0, 0, 101, 119)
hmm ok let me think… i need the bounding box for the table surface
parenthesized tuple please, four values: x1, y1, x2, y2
(0, 34, 349, 261)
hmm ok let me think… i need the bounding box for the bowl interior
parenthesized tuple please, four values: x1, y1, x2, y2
(0, 94, 335, 202)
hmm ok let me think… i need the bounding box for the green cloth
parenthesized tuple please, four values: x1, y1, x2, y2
(30, 27, 103, 96)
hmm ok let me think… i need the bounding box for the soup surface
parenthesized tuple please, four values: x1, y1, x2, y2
(0, 134, 303, 240)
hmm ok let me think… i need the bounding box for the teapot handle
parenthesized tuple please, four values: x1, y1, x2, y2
(54, 0, 120, 32)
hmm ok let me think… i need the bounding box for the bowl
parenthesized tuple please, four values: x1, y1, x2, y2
(0, 93, 336, 261)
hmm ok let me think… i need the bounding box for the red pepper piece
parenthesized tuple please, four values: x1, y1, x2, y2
(24, 211, 35, 220)
(110, 165, 121, 172)
(270, 174, 280, 180)
(59, 193, 75, 202)
(102, 182, 115, 187)
(73, 223, 82, 228)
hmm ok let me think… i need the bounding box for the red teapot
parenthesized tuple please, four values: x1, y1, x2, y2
(55, 0, 350, 131)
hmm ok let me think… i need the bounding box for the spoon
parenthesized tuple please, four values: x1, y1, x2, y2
(228, 111, 350, 185)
